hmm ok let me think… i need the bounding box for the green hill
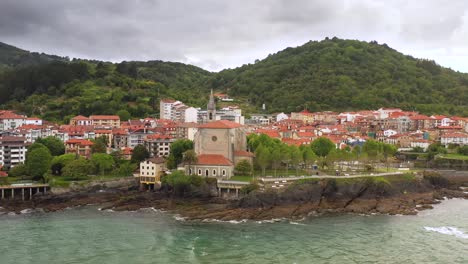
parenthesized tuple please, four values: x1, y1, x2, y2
(210, 38, 468, 115)
(0, 50, 212, 122)
(0, 42, 67, 70)
(1, 38, 467, 122)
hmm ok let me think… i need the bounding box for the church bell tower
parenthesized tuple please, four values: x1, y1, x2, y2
(207, 89, 216, 122)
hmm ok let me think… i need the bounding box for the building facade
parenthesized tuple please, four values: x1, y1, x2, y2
(0, 136, 28, 169)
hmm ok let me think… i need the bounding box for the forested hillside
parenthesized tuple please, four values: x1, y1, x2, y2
(211, 38, 468, 115)
(1, 38, 468, 122)
(0, 42, 213, 122)
(0, 42, 67, 70)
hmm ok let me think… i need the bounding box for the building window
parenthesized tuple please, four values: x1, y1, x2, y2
(198, 169, 202, 175)
(212, 136, 217, 142)
(205, 170, 209, 177)
(222, 170, 226, 176)
(213, 170, 216, 176)
(189, 169, 192, 175)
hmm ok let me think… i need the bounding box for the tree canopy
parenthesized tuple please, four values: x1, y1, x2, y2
(36, 136, 65, 156)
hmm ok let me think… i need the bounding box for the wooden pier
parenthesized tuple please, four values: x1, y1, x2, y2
(0, 184, 50, 201)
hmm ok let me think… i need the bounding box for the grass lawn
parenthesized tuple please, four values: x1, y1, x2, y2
(48, 174, 133, 188)
(229, 175, 254, 182)
(253, 169, 309, 177)
(438, 154, 468, 160)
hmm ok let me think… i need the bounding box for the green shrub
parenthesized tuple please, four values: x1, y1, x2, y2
(240, 183, 259, 195)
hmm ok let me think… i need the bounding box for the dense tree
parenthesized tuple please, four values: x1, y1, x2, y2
(289, 146, 302, 175)
(50, 153, 76, 175)
(26, 146, 52, 181)
(167, 139, 193, 169)
(131, 144, 150, 163)
(116, 109, 131, 121)
(113, 161, 137, 177)
(62, 158, 93, 180)
(310, 137, 335, 157)
(8, 164, 28, 178)
(182, 149, 197, 174)
(36, 137, 65, 156)
(301, 147, 317, 169)
(91, 153, 115, 175)
(254, 144, 270, 176)
(91, 136, 108, 153)
(234, 160, 253, 176)
(162, 170, 191, 196)
(458, 146, 468, 156)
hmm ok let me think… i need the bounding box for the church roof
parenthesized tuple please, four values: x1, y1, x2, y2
(196, 154, 233, 166)
(198, 120, 242, 129)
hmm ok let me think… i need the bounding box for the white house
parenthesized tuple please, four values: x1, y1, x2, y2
(276, 112, 289, 122)
(0, 111, 26, 131)
(377, 108, 402, 119)
(441, 133, 468, 146)
(410, 139, 431, 151)
(184, 107, 198, 123)
(383, 129, 398, 137)
(24, 117, 43, 126)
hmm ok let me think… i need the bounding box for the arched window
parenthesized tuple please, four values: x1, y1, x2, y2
(205, 170, 209, 177)
(189, 169, 192, 175)
(198, 169, 202, 175)
(213, 170, 217, 176)
(222, 170, 226, 176)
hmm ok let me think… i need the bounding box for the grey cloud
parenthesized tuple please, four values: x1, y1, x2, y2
(0, 0, 467, 72)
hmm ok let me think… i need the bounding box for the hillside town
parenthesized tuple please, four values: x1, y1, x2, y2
(1, 91, 468, 188)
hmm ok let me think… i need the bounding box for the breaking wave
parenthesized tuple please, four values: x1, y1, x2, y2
(424, 226, 468, 239)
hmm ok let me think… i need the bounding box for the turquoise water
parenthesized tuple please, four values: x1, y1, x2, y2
(0, 199, 467, 264)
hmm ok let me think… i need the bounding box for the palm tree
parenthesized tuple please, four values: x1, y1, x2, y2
(183, 150, 198, 175)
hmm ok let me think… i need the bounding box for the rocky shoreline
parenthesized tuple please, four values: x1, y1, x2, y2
(1, 176, 467, 220)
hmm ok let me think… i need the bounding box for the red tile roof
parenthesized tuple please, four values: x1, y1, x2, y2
(71, 115, 89, 120)
(198, 120, 242, 129)
(95, 130, 112, 134)
(146, 134, 173, 140)
(257, 130, 281, 138)
(441, 133, 468, 138)
(0, 112, 25, 119)
(121, 147, 132, 155)
(196, 154, 233, 166)
(297, 132, 315, 138)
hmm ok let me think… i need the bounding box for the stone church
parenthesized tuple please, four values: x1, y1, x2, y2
(185, 92, 253, 179)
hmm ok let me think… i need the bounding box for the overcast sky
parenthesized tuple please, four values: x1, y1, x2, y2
(1, 0, 468, 72)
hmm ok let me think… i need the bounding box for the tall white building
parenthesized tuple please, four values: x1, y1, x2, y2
(159, 99, 198, 123)
(0, 136, 28, 169)
(159, 99, 180, 120)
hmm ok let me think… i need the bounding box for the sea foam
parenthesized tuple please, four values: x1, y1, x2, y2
(424, 226, 468, 239)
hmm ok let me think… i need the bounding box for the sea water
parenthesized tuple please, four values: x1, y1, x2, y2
(0, 199, 467, 264)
